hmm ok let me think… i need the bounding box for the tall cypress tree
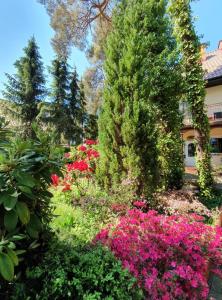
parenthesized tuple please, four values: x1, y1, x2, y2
(50, 58, 69, 143)
(98, 0, 158, 196)
(3, 37, 46, 137)
(169, 0, 213, 196)
(98, 0, 183, 196)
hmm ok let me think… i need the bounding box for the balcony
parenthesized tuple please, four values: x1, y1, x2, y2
(182, 102, 222, 127)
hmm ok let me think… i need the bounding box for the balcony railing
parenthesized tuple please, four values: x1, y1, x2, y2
(183, 102, 222, 126)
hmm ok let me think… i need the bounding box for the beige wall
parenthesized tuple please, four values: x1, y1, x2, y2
(182, 128, 222, 141)
(205, 85, 222, 105)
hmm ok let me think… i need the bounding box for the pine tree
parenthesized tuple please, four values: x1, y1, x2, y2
(3, 37, 46, 137)
(85, 113, 98, 140)
(169, 0, 213, 196)
(67, 70, 84, 144)
(50, 58, 69, 143)
(97, 0, 184, 196)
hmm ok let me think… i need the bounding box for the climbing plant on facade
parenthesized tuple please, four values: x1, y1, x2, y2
(169, 0, 213, 197)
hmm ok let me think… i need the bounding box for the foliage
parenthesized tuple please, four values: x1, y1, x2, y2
(83, 18, 111, 115)
(169, 0, 213, 196)
(3, 37, 46, 138)
(0, 126, 63, 281)
(95, 209, 222, 300)
(67, 72, 86, 144)
(50, 193, 111, 246)
(84, 113, 98, 140)
(48, 58, 70, 143)
(11, 242, 144, 300)
(98, 0, 184, 196)
(43, 59, 95, 144)
(38, 0, 115, 57)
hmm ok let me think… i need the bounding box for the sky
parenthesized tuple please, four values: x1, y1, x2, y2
(0, 0, 221, 97)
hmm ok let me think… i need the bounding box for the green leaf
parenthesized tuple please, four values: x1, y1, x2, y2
(26, 227, 39, 239)
(2, 192, 18, 211)
(26, 215, 42, 239)
(14, 172, 36, 188)
(29, 214, 42, 231)
(6, 248, 18, 266)
(4, 210, 18, 232)
(0, 252, 14, 281)
(16, 202, 30, 224)
(28, 240, 40, 250)
(14, 250, 26, 255)
(10, 235, 26, 241)
(18, 185, 32, 194)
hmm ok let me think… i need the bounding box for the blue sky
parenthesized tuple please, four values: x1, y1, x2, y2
(0, 0, 221, 97)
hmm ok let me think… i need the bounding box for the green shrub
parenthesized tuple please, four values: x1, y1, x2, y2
(0, 124, 63, 281)
(12, 242, 144, 300)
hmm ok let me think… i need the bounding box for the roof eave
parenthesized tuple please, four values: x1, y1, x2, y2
(206, 76, 222, 88)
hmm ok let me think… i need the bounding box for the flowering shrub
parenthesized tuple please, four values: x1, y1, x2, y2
(51, 140, 99, 194)
(95, 209, 222, 300)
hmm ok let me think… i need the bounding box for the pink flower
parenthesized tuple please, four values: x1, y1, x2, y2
(64, 152, 70, 158)
(95, 209, 222, 299)
(133, 201, 147, 208)
(51, 174, 59, 186)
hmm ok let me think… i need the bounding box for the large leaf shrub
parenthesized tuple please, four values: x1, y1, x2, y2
(0, 122, 63, 281)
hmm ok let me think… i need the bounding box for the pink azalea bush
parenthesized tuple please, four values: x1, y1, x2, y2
(95, 209, 222, 300)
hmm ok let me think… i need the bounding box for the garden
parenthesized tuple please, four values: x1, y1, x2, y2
(0, 132, 222, 299)
(0, 0, 222, 299)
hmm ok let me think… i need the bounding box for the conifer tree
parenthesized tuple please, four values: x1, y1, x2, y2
(98, 0, 183, 196)
(50, 58, 69, 143)
(66, 69, 87, 144)
(3, 37, 46, 137)
(66, 67, 81, 144)
(169, 0, 213, 196)
(85, 113, 98, 140)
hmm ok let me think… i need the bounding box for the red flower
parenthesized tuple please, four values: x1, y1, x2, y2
(85, 139, 98, 145)
(73, 160, 89, 172)
(62, 183, 71, 192)
(66, 163, 74, 172)
(51, 174, 59, 186)
(78, 145, 87, 152)
(64, 152, 70, 158)
(86, 149, 100, 159)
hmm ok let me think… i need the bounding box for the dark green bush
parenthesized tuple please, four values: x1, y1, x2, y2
(0, 122, 63, 281)
(12, 242, 144, 300)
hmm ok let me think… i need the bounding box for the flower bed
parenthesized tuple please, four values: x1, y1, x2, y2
(51, 139, 99, 193)
(95, 209, 222, 300)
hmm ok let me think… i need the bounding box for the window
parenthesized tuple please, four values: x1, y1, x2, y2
(188, 143, 195, 157)
(214, 112, 222, 120)
(210, 138, 222, 153)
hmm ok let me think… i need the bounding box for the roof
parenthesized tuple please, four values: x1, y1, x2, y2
(203, 49, 222, 81)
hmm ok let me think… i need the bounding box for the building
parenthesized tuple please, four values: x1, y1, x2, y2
(182, 40, 222, 168)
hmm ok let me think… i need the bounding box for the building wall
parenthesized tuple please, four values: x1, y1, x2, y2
(205, 85, 222, 105)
